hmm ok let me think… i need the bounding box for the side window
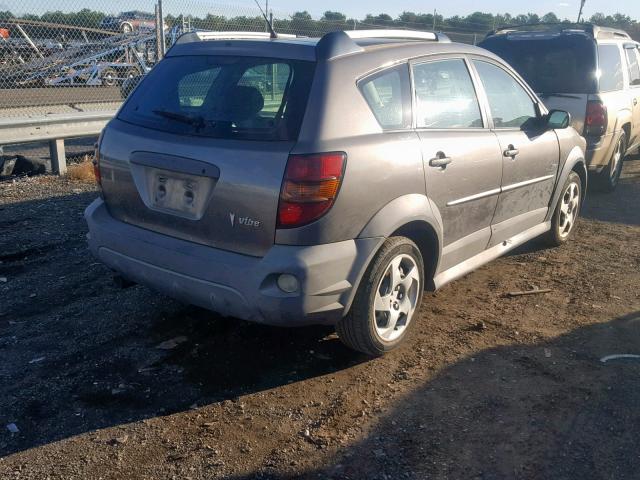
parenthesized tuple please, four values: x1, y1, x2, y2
(598, 44, 624, 92)
(625, 46, 640, 87)
(473, 60, 537, 129)
(178, 67, 221, 107)
(359, 65, 411, 130)
(412, 59, 483, 129)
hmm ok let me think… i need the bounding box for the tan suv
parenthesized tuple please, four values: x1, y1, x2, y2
(481, 24, 640, 191)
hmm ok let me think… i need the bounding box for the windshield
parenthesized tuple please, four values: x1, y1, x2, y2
(119, 55, 315, 141)
(480, 35, 598, 94)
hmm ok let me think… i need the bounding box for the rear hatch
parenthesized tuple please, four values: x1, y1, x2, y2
(479, 32, 597, 133)
(99, 54, 315, 257)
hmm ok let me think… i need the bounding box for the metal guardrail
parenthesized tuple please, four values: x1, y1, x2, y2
(0, 111, 115, 174)
(0, 0, 489, 177)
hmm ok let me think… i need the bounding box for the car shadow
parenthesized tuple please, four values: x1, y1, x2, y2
(0, 192, 366, 457)
(581, 154, 640, 227)
(507, 154, 640, 259)
(230, 310, 640, 479)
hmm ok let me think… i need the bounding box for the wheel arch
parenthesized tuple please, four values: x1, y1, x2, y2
(572, 161, 588, 205)
(546, 145, 588, 222)
(357, 194, 443, 291)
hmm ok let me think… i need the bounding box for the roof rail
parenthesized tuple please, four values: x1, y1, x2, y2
(175, 31, 298, 44)
(316, 29, 450, 61)
(486, 22, 631, 41)
(592, 25, 631, 40)
(343, 29, 449, 42)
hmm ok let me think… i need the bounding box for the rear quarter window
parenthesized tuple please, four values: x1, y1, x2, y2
(358, 64, 412, 130)
(625, 46, 640, 86)
(598, 44, 624, 92)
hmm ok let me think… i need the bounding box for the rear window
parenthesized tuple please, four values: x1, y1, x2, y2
(598, 44, 624, 92)
(480, 35, 597, 94)
(119, 55, 315, 141)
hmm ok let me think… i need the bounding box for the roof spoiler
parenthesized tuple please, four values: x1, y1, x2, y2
(316, 29, 450, 60)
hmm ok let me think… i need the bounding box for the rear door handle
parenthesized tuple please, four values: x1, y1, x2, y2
(429, 152, 453, 168)
(503, 145, 520, 158)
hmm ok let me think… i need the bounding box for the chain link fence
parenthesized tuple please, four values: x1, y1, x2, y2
(0, 0, 487, 119)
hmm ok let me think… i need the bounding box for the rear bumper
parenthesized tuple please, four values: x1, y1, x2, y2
(586, 132, 616, 172)
(84, 199, 382, 326)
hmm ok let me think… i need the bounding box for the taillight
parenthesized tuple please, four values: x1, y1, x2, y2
(277, 152, 346, 228)
(584, 100, 607, 137)
(93, 130, 104, 187)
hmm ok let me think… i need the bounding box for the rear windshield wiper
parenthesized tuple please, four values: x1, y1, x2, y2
(152, 109, 206, 127)
(539, 93, 582, 100)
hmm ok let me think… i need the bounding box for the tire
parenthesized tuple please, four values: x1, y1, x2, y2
(101, 68, 117, 87)
(124, 67, 141, 80)
(597, 130, 626, 192)
(121, 23, 133, 34)
(336, 236, 424, 356)
(544, 171, 582, 247)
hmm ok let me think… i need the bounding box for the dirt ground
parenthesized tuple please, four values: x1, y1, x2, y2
(1, 156, 639, 479)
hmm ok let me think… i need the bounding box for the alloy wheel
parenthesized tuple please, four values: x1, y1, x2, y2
(373, 254, 421, 342)
(558, 181, 580, 239)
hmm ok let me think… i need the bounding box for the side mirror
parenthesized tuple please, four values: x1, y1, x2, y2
(547, 110, 571, 130)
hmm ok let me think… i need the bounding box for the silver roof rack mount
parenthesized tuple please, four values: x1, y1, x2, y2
(176, 31, 298, 44)
(316, 29, 450, 61)
(344, 29, 439, 41)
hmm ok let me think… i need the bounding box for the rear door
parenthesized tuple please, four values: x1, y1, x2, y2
(624, 43, 640, 149)
(471, 59, 559, 247)
(411, 57, 503, 271)
(101, 54, 315, 257)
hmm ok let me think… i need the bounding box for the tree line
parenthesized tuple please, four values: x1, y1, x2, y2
(0, 8, 637, 39)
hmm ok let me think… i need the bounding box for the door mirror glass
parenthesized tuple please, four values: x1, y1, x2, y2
(547, 110, 571, 129)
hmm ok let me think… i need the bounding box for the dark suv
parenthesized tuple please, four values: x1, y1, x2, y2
(480, 24, 640, 191)
(86, 30, 586, 355)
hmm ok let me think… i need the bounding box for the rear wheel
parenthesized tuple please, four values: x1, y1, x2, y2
(544, 171, 582, 247)
(101, 68, 117, 87)
(597, 130, 626, 192)
(337, 237, 424, 356)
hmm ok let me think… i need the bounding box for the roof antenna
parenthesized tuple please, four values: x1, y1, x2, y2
(253, 0, 277, 39)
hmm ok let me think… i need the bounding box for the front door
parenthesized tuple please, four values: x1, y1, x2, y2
(411, 57, 504, 272)
(472, 59, 559, 247)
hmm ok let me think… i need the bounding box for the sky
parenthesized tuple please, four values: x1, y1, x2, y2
(1, 0, 639, 21)
(232, 0, 639, 20)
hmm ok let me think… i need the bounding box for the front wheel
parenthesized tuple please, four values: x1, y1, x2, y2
(337, 237, 424, 356)
(544, 171, 582, 247)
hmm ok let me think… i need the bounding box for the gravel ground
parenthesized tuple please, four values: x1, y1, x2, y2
(0, 156, 639, 479)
